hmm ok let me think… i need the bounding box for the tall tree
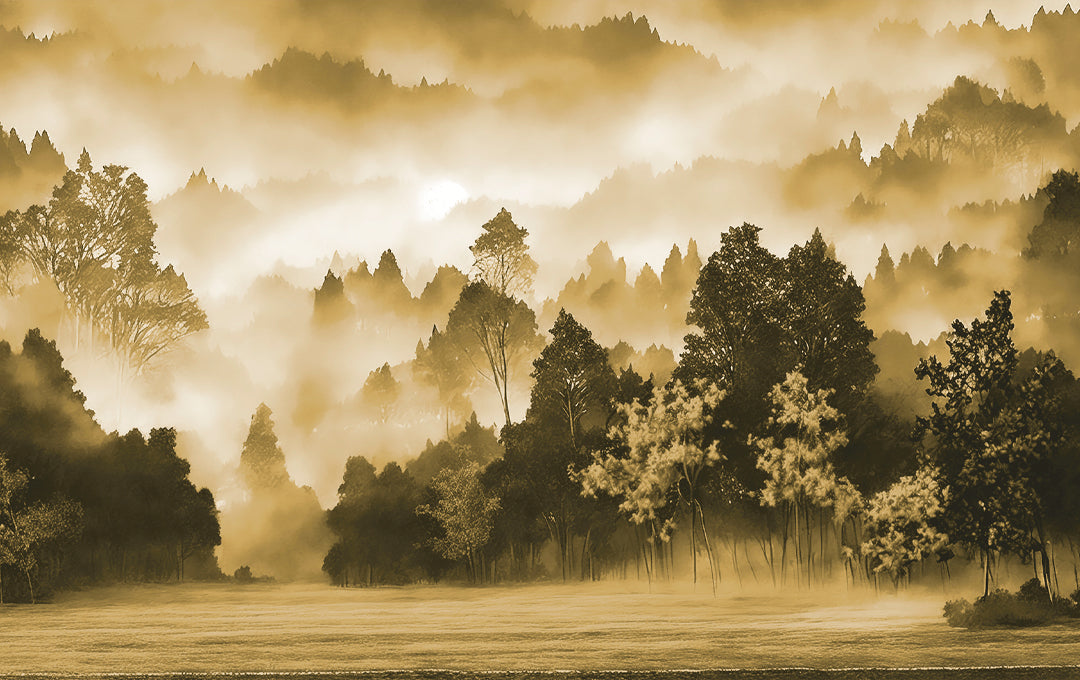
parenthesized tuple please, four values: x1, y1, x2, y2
(679, 223, 786, 392)
(109, 265, 208, 376)
(580, 379, 726, 589)
(417, 462, 501, 583)
(446, 280, 541, 426)
(239, 403, 290, 490)
(470, 208, 538, 298)
(916, 291, 1065, 598)
(1, 151, 206, 372)
(782, 229, 877, 414)
(529, 309, 616, 446)
(751, 370, 856, 588)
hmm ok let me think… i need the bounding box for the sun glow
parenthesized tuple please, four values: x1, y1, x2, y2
(417, 178, 469, 221)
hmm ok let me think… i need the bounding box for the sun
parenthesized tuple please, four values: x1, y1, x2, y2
(417, 178, 469, 221)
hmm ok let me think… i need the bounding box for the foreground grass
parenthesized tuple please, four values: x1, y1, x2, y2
(2, 582, 1080, 674)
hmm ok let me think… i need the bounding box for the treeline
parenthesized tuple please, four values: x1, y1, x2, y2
(316, 203, 1080, 602)
(793, 76, 1079, 217)
(316, 216, 881, 587)
(865, 168, 1080, 366)
(0, 330, 220, 603)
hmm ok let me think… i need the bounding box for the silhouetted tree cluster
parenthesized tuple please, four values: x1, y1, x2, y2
(0, 329, 220, 602)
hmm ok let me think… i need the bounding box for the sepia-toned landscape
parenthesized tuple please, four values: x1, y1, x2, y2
(4, 1, 1080, 677)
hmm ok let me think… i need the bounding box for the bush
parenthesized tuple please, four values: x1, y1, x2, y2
(1018, 577, 1052, 605)
(945, 579, 1076, 628)
(233, 565, 254, 583)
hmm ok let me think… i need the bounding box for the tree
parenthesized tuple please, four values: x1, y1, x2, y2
(313, 269, 354, 326)
(470, 208, 538, 298)
(679, 223, 786, 402)
(446, 280, 541, 426)
(861, 467, 950, 588)
(529, 309, 617, 446)
(751, 370, 854, 588)
(579, 379, 726, 590)
(1025, 169, 1080, 259)
(372, 249, 413, 310)
(417, 462, 501, 582)
(109, 265, 208, 376)
(415, 325, 472, 436)
(873, 244, 896, 288)
(0, 151, 206, 373)
(782, 229, 877, 414)
(239, 403, 290, 490)
(916, 291, 1065, 598)
(677, 223, 787, 494)
(360, 363, 400, 423)
(0, 453, 83, 603)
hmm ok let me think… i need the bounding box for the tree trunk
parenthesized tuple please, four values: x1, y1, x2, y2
(1034, 518, 1055, 602)
(580, 528, 591, 582)
(690, 500, 698, 587)
(696, 501, 719, 594)
(794, 500, 802, 589)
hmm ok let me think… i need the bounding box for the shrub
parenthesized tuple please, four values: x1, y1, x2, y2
(944, 579, 1074, 628)
(1017, 577, 1051, 606)
(234, 565, 254, 583)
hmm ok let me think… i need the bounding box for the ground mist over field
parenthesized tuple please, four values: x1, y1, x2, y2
(3, 582, 1080, 674)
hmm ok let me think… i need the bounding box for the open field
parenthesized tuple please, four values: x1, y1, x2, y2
(2, 583, 1080, 676)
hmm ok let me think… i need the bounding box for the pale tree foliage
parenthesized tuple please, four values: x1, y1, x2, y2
(110, 265, 208, 376)
(579, 379, 726, 589)
(861, 467, 950, 587)
(0, 453, 83, 603)
(470, 208, 538, 299)
(418, 462, 500, 582)
(0, 151, 207, 376)
(751, 370, 854, 587)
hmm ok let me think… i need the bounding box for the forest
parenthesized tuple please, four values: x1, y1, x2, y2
(3, 3, 1080, 626)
